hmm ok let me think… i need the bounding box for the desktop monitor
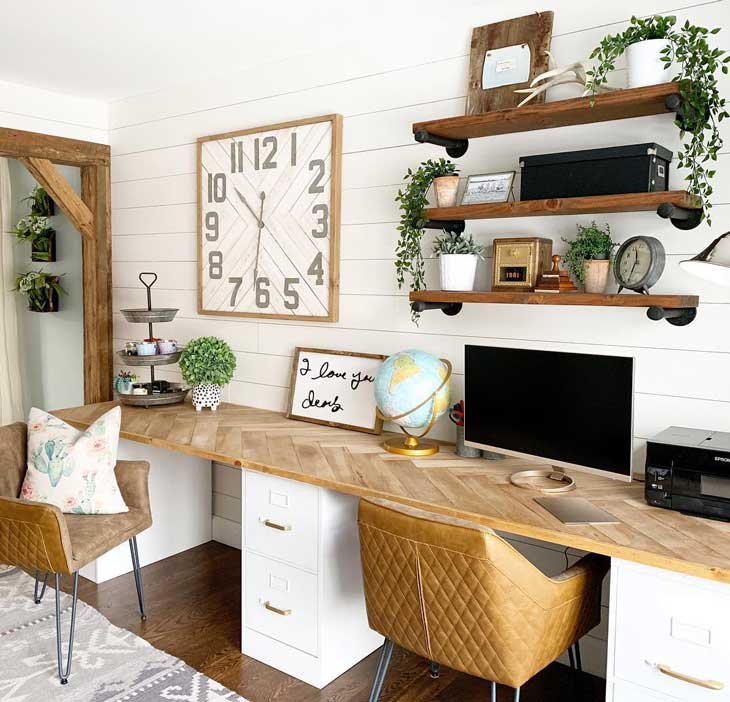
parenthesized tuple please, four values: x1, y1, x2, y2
(464, 345, 634, 481)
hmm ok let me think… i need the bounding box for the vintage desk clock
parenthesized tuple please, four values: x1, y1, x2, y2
(492, 237, 552, 292)
(197, 114, 342, 321)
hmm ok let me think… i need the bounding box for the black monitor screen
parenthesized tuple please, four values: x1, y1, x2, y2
(464, 345, 633, 478)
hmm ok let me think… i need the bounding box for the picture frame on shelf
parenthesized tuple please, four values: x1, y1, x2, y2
(461, 171, 515, 206)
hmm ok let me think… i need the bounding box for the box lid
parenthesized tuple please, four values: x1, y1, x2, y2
(520, 143, 673, 167)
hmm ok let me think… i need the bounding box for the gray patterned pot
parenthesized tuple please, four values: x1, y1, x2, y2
(192, 383, 221, 411)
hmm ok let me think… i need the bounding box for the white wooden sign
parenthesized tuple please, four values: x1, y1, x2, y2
(287, 348, 385, 434)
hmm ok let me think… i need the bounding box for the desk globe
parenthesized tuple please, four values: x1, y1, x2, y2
(374, 349, 452, 456)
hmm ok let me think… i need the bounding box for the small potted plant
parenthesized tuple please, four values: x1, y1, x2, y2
(22, 186, 54, 216)
(13, 215, 56, 262)
(14, 270, 66, 312)
(179, 336, 236, 411)
(396, 158, 459, 323)
(562, 222, 617, 293)
(587, 15, 729, 222)
(433, 232, 484, 291)
(114, 370, 137, 395)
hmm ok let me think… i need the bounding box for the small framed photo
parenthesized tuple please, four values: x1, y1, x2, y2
(461, 171, 515, 205)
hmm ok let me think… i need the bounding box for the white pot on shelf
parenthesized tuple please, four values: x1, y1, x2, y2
(627, 39, 673, 88)
(439, 254, 478, 291)
(192, 383, 222, 411)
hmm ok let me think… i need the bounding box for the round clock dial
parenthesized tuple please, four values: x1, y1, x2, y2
(614, 236, 666, 293)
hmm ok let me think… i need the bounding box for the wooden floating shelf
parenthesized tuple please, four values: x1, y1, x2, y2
(410, 291, 699, 309)
(413, 83, 681, 141)
(425, 191, 700, 222)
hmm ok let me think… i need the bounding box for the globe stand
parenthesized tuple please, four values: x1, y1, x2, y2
(383, 434, 440, 457)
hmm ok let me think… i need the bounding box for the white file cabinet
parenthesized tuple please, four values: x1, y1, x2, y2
(607, 558, 730, 702)
(241, 470, 383, 688)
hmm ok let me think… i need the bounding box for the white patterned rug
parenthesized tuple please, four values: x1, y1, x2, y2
(0, 566, 246, 701)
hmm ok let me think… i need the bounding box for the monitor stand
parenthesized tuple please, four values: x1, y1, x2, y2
(509, 467, 576, 493)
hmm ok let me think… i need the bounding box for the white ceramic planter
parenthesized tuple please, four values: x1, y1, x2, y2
(627, 39, 672, 88)
(583, 258, 611, 294)
(192, 383, 222, 411)
(439, 254, 478, 291)
(433, 175, 460, 208)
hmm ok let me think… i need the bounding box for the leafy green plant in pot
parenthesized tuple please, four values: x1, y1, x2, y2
(13, 215, 56, 262)
(586, 15, 729, 223)
(14, 270, 66, 312)
(22, 186, 54, 216)
(395, 158, 459, 323)
(562, 221, 617, 293)
(433, 232, 484, 291)
(179, 336, 237, 411)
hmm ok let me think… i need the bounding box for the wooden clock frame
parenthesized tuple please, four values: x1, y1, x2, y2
(196, 113, 342, 322)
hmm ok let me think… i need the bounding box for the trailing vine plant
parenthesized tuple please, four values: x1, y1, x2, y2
(585, 15, 729, 224)
(395, 158, 458, 323)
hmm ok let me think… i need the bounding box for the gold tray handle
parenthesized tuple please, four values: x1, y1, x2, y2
(648, 661, 724, 691)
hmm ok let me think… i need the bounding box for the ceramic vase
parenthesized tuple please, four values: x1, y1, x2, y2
(192, 383, 222, 411)
(627, 39, 672, 88)
(583, 258, 611, 294)
(433, 175, 460, 208)
(439, 254, 478, 291)
(114, 377, 134, 395)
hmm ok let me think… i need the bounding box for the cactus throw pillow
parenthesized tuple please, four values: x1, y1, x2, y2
(20, 406, 128, 514)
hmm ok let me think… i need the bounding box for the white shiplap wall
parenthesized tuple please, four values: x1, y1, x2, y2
(109, 0, 729, 678)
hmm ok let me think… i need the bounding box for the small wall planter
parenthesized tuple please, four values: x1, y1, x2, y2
(29, 288, 60, 313)
(30, 229, 56, 262)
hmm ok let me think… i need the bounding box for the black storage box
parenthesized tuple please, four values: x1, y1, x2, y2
(519, 143, 672, 200)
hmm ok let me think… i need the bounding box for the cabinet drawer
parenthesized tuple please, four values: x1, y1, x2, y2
(612, 680, 678, 702)
(244, 551, 318, 656)
(613, 563, 730, 701)
(245, 471, 318, 571)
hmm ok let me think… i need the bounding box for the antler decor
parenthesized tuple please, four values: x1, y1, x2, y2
(514, 51, 619, 107)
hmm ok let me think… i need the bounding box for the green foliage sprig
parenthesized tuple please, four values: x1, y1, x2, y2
(562, 221, 617, 283)
(395, 158, 458, 323)
(13, 215, 55, 261)
(179, 336, 236, 387)
(22, 186, 54, 216)
(586, 15, 729, 223)
(432, 232, 484, 258)
(14, 270, 66, 312)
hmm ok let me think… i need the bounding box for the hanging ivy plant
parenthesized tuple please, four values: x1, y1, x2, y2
(586, 15, 729, 223)
(395, 158, 458, 323)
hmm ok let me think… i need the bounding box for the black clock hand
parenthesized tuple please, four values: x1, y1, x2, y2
(234, 187, 263, 227)
(253, 192, 265, 288)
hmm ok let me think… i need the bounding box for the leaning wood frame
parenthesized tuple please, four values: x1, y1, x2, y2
(0, 127, 112, 403)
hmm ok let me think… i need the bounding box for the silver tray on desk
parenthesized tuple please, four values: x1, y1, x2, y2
(116, 385, 189, 407)
(120, 308, 178, 323)
(116, 349, 184, 366)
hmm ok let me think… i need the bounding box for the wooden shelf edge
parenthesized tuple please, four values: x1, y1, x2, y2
(413, 83, 680, 140)
(425, 191, 700, 221)
(409, 291, 699, 309)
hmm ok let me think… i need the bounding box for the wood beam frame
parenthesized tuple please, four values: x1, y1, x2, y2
(0, 127, 112, 404)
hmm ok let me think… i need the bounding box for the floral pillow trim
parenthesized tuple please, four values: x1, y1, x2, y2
(21, 406, 128, 514)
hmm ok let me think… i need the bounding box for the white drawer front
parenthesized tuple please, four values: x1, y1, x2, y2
(614, 564, 730, 701)
(244, 551, 318, 656)
(612, 680, 678, 702)
(245, 471, 318, 571)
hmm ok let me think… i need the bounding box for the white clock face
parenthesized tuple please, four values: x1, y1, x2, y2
(198, 115, 341, 320)
(617, 239, 653, 286)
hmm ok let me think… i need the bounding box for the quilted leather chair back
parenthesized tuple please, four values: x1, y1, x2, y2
(358, 498, 607, 689)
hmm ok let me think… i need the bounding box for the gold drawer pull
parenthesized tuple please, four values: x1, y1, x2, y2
(656, 663, 724, 691)
(263, 519, 291, 532)
(264, 601, 292, 616)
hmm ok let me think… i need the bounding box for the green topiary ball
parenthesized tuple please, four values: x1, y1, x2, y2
(179, 336, 236, 387)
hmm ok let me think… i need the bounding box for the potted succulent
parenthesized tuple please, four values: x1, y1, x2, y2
(14, 270, 66, 312)
(433, 232, 484, 291)
(13, 215, 56, 262)
(179, 336, 236, 411)
(395, 158, 459, 323)
(22, 185, 54, 216)
(114, 370, 137, 395)
(562, 222, 618, 293)
(587, 15, 729, 222)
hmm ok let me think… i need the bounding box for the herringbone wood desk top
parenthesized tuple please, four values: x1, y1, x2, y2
(55, 401, 730, 583)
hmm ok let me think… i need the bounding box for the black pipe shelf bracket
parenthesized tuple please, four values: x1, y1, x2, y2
(414, 129, 469, 158)
(646, 305, 697, 326)
(418, 218, 466, 234)
(657, 201, 703, 230)
(410, 300, 463, 316)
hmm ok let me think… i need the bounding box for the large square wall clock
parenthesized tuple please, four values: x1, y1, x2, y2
(197, 113, 342, 321)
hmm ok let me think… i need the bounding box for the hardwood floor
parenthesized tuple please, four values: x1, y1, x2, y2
(74, 542, 605, 702)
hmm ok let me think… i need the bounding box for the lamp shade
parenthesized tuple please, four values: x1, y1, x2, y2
(680, 232, 730, 286)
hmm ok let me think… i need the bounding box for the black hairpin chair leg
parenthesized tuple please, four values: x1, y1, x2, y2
(34, 570, 49, 604)
(54, 572, 79, 685)
(129, 536, 146, 620)
(369, 639, 394, 702)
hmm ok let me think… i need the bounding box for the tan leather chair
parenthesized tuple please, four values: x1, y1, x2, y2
(0, 421, 152, 685)
(358, 498, 609, 702)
